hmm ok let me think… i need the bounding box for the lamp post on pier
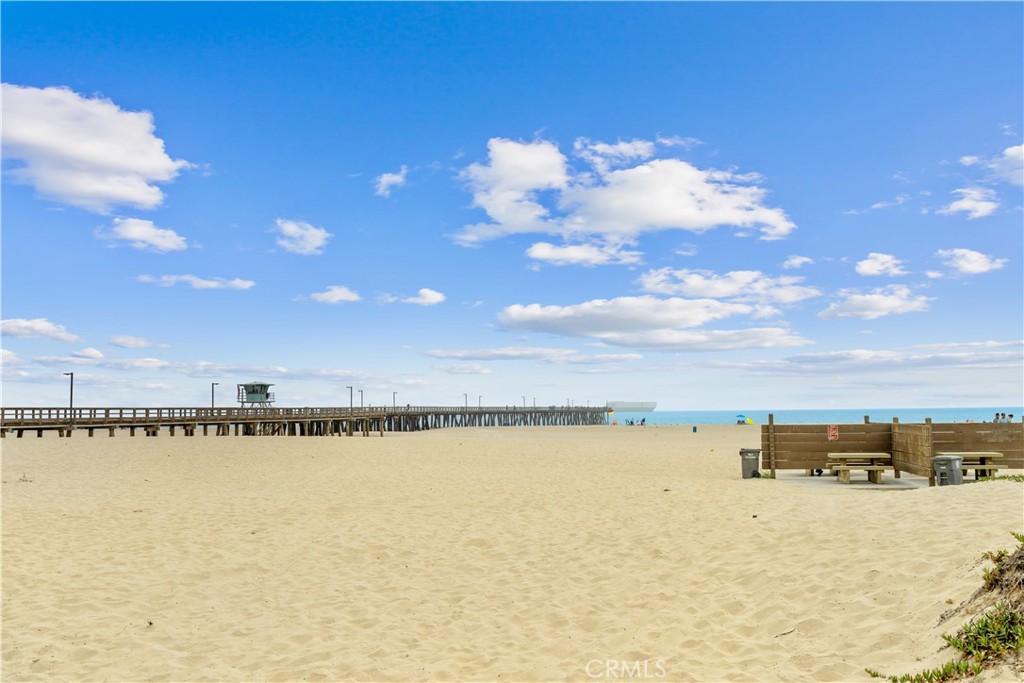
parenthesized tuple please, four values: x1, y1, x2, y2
(211, 382, 218, 408)
(393, 392, 397, 409)
(346, 386, 353, 412)
(63, 372, 74, 429)
(463, 393, 468, 409)
(358, 389, 364, 408)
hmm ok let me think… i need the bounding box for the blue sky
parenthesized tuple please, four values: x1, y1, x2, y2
(2, 2, 1022, 410)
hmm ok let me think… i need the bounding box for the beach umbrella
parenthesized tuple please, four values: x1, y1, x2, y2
(736, 414, 746, 419)
(745, 417, 755, 425)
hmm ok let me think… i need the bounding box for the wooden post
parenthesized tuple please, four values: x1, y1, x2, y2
(768, 413, 777, 478)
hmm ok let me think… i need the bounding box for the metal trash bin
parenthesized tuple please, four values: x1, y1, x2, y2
(740, 448, 762, 479)
(933, 455, 964, 486)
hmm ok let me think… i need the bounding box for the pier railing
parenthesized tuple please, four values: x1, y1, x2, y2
(0, 405, 611, 437)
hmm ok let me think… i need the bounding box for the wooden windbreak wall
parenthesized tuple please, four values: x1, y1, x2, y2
(930, 423, 1024, 468)
(891, 422, 934, 482)
(760, 415, 892, 476)
(761, 418, 1022, 480)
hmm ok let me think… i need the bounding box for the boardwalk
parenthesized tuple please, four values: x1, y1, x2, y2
(0, 406, 610, 438)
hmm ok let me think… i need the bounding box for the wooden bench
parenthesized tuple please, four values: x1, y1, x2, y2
(935, 451, 1004, 480)
(827, 452, 894, 484)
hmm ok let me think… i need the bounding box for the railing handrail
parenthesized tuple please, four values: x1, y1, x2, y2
(0, 405, 609, 424)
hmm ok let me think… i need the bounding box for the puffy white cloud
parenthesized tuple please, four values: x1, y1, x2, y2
(1, 318, 81, 341)
(455, 137, 795, 253)
(937, 187, 999, 219)
(274, 218, 332, 255)
(457, 138, 569, 245)
(1, 348, 21, 366)
(525, 241, 643, 267)
(309, 285, 361, 303)
(109, 335, 154, 348)
(935, 248, 1008, 275)
(574, 137, 655, 175)
(375, 165, 408, 197)
(0, 83, 189, 213)
(782, 255, 813, 270)
(96, 217, 188, 252)
(855, 252, 907, 276)
(559, 158, 794, 241)
(403, 288, 446, 306)
(71, 347, 104, 359)
(137, 274, 255, 290)
(989, 144, 1023, 186)
(639, 268, 820, 304)
(818, 285, 931, 320)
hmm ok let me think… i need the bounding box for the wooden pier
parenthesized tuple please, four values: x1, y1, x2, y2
(0, 405, 610, 438)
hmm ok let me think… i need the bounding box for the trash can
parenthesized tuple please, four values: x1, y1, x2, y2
(933, 455, 964, 486)
(740, 448, 762, 479)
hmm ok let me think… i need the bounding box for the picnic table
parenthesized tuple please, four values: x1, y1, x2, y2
(935, 451, 1004, 479)
(826, 452, 894, 484)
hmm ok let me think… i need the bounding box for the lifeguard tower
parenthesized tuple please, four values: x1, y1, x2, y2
(237, 382, 275, 408)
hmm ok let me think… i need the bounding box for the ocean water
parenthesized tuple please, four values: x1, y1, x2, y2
(607, 406, 1024, 426)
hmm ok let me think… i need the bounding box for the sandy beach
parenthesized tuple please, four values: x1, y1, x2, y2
(2, 424, 1022, 682)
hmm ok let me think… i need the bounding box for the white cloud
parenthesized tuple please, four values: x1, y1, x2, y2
(988, 144, 1023, 186)
(526, 241, 643, 267)
(403, 288, 446, 306)
(309, 285, 361, 304)
(868, 193, 910, 211)
(574, 137, 656, 175)
(425, 346, 642, 365)
(137, 274, 255, 290)
(499, 296, 752, 335)
(35, 354, 173, 370)
(935, 248, 1008, 275)
(455, 137, 795, 252)
(818, 285, 931, 320)
(96, 217, 188, 252)
(0, 83, 189, 213)
(109, 335, 154, 348)
(959, 155, 981, 167)
(375, 165, 409, 197)
(1, 348, 21, 366)
(638, 268, 820, 304)
(71, 347, 104, 359)
(274, 218, 332, 255)
(782, 255, 813, 270)
(855, 253, 907, 276)
(435, 363, 493, 375)
(774, 341, 1022, 373)
(497, 295, 809, 351)
(656, 135, 703, 149)
(937, 187, 999, 219)
(1, 318, 81, 341)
